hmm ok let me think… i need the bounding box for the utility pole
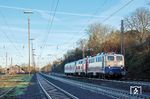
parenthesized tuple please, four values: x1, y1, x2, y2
(47, 54, 51, 73)
(11, 57, 12, 67)
(121, 20, 124, 54)
(31, 39, 35, 73)
(6, 52, 9, 74)
(81, 40, 85, 58)
(28, 18, 31, 75)
(24, 11, 33, 76)
(31, 40, 33, 61)
(33, 53, 36, 72)
(10, 57, 12, 74)
(82, 45, 85, 58)
(6, 52, 7, 68)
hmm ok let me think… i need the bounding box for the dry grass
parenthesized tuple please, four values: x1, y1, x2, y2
(0, 74, 32, 88)
(0, 74, 33, 98)
(0, 82, 19, 88)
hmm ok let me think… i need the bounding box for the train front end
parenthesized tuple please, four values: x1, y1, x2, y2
(105, 53, 126, 77)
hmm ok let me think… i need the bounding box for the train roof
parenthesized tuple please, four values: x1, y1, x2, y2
(65, 61, 76, 65)
(65, 52, 124, 65)
(96, 52, 123, 56)
(86, 52, 124, 58)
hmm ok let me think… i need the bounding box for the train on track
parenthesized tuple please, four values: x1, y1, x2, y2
(64, 52, 126, 78)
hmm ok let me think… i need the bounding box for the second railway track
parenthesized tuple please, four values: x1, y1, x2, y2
(52, 73, 150, 87)
(36, 74, 78, 99)
(0, 87, 15, 99)
(42, 73, 150, 99)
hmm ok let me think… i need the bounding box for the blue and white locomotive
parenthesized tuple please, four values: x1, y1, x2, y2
(64, 52, 125, 78)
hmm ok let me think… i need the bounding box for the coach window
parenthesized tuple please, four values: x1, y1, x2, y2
(97, 57, 102, 62)
(107, 56, 114, 61)
(89, 59, 93, 63)
(83, 60, 86, 64)
(79, 61, 83, 64)
(78, 61, 80, 64)
(92, 58, 94, 63)
(89, 59, 91, 63)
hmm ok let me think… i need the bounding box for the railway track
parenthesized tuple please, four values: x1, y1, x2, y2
(52, 73, 150, 87)
(42, 73, 150, 99)
(0, 87, 15, 98)
(36, 74, 78, 99)
(50, 73, 150, 97)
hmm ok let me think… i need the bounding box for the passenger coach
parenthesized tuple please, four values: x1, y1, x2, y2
(64, 52, 125, 78)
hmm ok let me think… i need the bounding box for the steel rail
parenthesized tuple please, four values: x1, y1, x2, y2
(0, 87, 15, 98)
(43, 73, 150, 99)
(37, 74, 78, 99)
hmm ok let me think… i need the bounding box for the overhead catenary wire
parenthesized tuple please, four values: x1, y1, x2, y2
(61, 0, 108, 45)
(36, 0, 55, 66)
(0, 28, 24, 59)
(0, 10, 18, 42)
(36, 0, 60, 66)
(0, 10, 24, 59)
(39, 0, 108, 62)
(45, 0, 109, 62)
(39, 0, 60, 59)
(61, 0, 134, 53)
(36, 0, 134, 67)
(39, 0, 56, 51)
(60, 0, 108, 52)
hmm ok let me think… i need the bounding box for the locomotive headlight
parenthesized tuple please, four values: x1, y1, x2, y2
(121, 65, 123, 69)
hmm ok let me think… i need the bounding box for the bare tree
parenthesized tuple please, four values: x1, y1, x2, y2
(125, 8, 150, 44)
(77, 39, 87, 58)
(86, 23, 113, 53)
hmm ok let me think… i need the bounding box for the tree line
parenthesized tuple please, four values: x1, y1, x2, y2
(43, 8, 150, 79)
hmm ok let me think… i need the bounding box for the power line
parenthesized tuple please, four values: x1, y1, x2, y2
(0, 28, 24, 59)
(35, 0, 55, 66)
(62, 0, 134, 50)
(39, 0, 55, 50)
(0, 10, 17, 40)
(102, 0, 134, 23)
(61, 0, 134, 53)
(61, 0, 108, 52)
(49, 0, 108, 59)
(39, 0, 60, 58)
(46, 1, 108, 62)
(0, 10, 24, 59)
(47, 0, 55, 28)
(60, 0, 108, 46)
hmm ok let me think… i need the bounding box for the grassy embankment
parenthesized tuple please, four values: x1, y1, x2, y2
(0, 74, 33, 98)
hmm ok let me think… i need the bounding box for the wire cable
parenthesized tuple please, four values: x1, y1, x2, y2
(61, 0, 134, 53)
(0, 10, 24, 58)
(0, 28, 24, 59)
(39, 0, 60, 58)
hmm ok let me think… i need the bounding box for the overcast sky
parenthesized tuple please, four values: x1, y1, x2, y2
(0, 0, 149, 67)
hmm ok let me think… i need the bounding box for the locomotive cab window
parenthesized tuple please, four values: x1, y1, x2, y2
(116, 56, 123, 61)
(107, 56, 114, 61)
